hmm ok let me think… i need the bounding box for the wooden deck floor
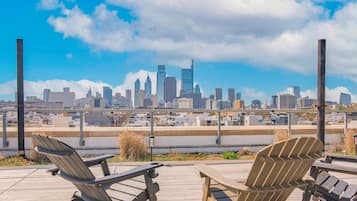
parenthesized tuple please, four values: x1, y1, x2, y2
(0, 161, 356, 201)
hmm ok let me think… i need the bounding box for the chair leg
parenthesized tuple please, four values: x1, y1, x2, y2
(302, 185, 313, 201)
(202, 177, 211, 201)
(144, 170, 158, 201)
(71, 192, 84, 201)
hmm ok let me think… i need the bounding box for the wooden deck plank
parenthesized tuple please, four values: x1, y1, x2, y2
(1, 162, 357, 201)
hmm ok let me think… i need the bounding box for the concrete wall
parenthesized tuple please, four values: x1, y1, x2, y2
(0, 126, 348, 157)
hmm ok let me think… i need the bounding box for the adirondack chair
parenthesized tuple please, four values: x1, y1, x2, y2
(196, 137, 323, 201)
(306, 154, 357, 201)
(32, 134, 163, 201)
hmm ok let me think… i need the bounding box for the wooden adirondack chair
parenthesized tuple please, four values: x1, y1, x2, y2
(32, 134, 163, 201)
(307, 154, 357, 201)
(196, 137, 323, 201)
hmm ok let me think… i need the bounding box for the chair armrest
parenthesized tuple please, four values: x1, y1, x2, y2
(93, 163, 163, 186)
(47, 154, 115, 175)
(195, 164, 249, 192)
(323, 154, 357, 163)
(84, 154, 115, 167)
(312, 161, 357, 175)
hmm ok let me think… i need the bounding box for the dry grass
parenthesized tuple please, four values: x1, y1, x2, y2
(330, 141, 345, 153)
(274, 129, 289, 143)
(119, 130, 148, 161)
(345, 129, 355, 154)
(0, 156, 36, 166)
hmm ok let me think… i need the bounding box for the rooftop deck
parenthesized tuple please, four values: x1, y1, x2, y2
(0, 161, 356, 201)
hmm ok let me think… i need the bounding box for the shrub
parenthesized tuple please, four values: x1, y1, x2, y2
(119, 130, 148, 161)
(274, 129, 289, 143)
(345, 129, 355, 154)
(223, 151, 239, 160)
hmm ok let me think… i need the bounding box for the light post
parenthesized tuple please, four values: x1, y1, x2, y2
(149, 136, 155, 161)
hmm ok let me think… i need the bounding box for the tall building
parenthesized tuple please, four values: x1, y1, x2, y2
(125, 89, 132, 108)
(271, 95, 278, 108)
(103, 86, 113, 107)
(164, 76, 176, 103)
(134, 79, 141, 108)
(47, 88, 75, 108)
(193, 84, 202, 109)
(43, 89, 50, 103)
(278, 94, 297, 109)
(228, 88, 235, 106)
(156, 65, 166, 103)
(63, 87, 70, 93)
(215, 88, 222, 100)
(135, 90, 145, 107)
(180, 59, 194, 98)
(340, 93, 352, 105)
(86, 88, 92, 98)
(298, 96, 316, 108)
(194, 84, 201, 94)
(144, 74, 152, 98)
(293, 86, 301, 98)
(251, 99, 261, 109)
(236, 92, 241, 100)
(233, 100, 245, 109)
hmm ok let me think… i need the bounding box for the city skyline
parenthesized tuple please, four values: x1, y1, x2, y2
(1, 1, 357, 103)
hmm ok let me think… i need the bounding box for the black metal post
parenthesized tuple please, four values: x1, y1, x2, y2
(17, 38, 25, 157)
(216, 112, 221, 144)
(317, 39, 326, 149)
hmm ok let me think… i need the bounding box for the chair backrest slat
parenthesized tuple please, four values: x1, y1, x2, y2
(238, 137, 323, 201)
(32, 134, 112, 201)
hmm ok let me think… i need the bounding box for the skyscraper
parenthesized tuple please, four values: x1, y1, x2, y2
(125, 89, 132, 108)
(43, 89, 50, 103)
(180, 59, 194, 98)
(293, 86, 301, 98)
(215, 88, 222, 100)
(156, 65, 166, 103)
(144, 74, 152, 98)
(228, 88, 235, 106)
(271, 95, 278, 108)
(164, 76, 177, 103)
(86, 88, 92, 98)
(134, 79, 140, 92)
(103, 86, 113, 107)
(236, 92, 241, 100)
(340, 92, 352, 105)
(193, 84, 202, 109)
(194, 84, 201, 94)
(134, 79, 141, 108)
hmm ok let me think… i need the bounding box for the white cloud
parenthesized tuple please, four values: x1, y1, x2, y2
(0, 70, 187, 101)
(242, 88, 267, 103)
(37, 0, 61, 10)
(278, 86, 357, 103)
(65, 53, 73, 59)
(43, 1, 357, 84)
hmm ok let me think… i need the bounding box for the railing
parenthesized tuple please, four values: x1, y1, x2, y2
(0, 108, 355, 148)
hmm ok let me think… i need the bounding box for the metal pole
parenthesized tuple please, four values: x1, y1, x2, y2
(17, 38, 25, 157)
(3, 112, 8, 147)
(216, 112, 221, 144)
(288, 112, 292, 137)
(344, 112, 348, 135)
(150, 111, 154, 161)
(150, 111, 154, 137)
(317, 39, 326, 149)
(79, 111, 85, 146)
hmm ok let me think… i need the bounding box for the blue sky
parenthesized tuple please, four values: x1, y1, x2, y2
(1, 0, 357, 103)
